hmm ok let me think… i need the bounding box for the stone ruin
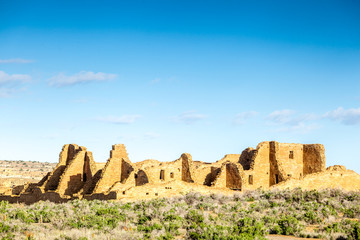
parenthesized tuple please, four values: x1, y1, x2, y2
(0, 141, 335, 204)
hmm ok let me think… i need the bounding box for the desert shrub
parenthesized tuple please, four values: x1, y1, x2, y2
(158, 232, 174, 240)
(320, 205, 337, 218)
(12, 209, 35, 224)
(196, 202, 213, 211)
(269, 201, 279, 208)
(345, 192, 360, 202)
(137, 223, 162, 233)
(1, 233, 15, 240)
(0, 189, 359, 239)
(276, 215, 303, 235)
(67, 214, 119, 230)
(186, 210, 204, 225)
(343, 206, 360, 218)
(188, 224, 253, 240)
(163, 208, 183, 222)
(138, 215, 151, 225)
(234, 217, 266, 237)
(303, 210, 322, 224)
(164, 222, 180, 234)
(323, 219, 360, 240)
(0, 223, 10, 233)
(0, 201, 8, 214)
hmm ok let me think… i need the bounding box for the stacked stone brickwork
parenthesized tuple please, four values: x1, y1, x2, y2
(1, 141, 358, 204)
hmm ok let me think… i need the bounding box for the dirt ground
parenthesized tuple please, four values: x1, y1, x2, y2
(0, 160, 56, 193)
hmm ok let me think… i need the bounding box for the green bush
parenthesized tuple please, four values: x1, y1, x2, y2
(277, 215, 303, 235)
(0, 223, 10, 233)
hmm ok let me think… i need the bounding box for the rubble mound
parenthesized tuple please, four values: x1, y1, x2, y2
(273, 165, 360, 191)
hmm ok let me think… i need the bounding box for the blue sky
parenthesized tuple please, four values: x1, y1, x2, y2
(0, 0, 360, 173)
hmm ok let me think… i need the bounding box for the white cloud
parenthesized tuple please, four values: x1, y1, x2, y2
(324, 107, 360, 125)
(0, 58, 34, 64)
(0, 71, 31, 98)
(172, 111, 207, 124)
(233, 111, 258, 125)
(266, 109, 319, 133)
(0, 70, 32, 85)
(49, 71, 117, 87)
(97, 115, 142, 124)
(266, 109, 296, 124)
(266, 110, 317, 125)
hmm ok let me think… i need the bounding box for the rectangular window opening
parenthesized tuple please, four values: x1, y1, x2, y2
(160, 170, 165, 180)
(289, 151, 294, 159)
(249, 175, 253, 185)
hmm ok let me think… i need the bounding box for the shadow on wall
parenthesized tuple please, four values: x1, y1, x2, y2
(135, 170, 149, 186)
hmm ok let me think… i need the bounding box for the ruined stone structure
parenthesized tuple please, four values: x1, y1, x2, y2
(0, 141, 358, 204)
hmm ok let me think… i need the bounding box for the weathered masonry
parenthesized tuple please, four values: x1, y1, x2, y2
(0, 141, 327, 204)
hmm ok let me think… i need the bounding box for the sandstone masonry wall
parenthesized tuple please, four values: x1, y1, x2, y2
(303, 144, 326, 175)
(1, 141, 349, 204)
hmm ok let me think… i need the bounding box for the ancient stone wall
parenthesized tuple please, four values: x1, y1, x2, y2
(212, 163, 244, 190)
(239, 148, 255, 170)
(225, 163, 243, 190)
(192, 163, 213, 186)
(92, 146, 128, 193)
(269, 142, 304, 186)
(82, 169, 102, 194)
(121, 158, 134, 182)
(212, 164, 226, 188)
(1, 141, 349, 204)
(246, 142, 271, 190)
(192, 154, 240, 186)
(135, 170, 149, 186)
(57, 150, 87, 196)
(303, 144, 326, 175)
(181, 153, 194, 183)
(140, 159, 181, 184)
(43, 144, 80, 191)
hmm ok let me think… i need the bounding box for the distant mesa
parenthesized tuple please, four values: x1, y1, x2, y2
(1, 141, 359, 204)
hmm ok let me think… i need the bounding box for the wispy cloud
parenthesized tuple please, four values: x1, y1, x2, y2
(266, 109, 296, 124)
(233, 111, 258, 125)
(97, 115, 142, 124)
(0, 70, 32, 85)
(0, 58, 34, 64)
(0, 71, 31, 98)
(172, 111, 207, 124)
(324, 107, 360, 125)
(266, 109, 319, 133)
(48, 71, 117, 87)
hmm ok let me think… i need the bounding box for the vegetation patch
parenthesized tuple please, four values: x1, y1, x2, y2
(0, 188, 359, 239)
